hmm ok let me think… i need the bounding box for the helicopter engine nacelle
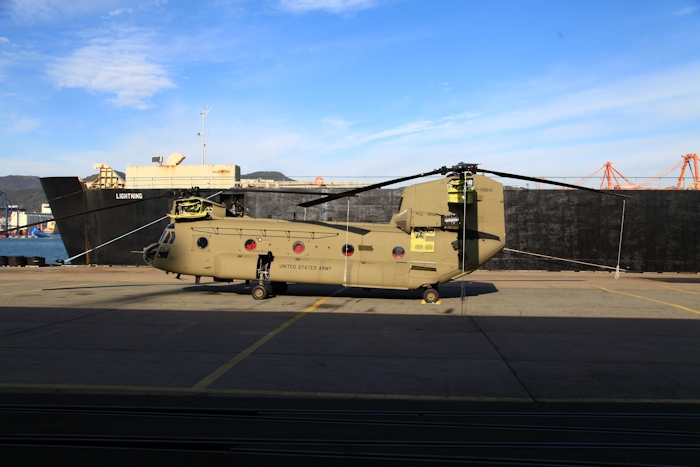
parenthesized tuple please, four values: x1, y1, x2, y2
(394, 208, 444, 233)
(394, 208, 461, 233)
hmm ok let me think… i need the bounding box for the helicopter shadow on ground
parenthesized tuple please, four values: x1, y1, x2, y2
(643, 276, 700, 284)
(184, 280, 499, 300)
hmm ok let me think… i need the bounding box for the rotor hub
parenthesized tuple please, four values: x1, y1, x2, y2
(446, 162, 479, 176)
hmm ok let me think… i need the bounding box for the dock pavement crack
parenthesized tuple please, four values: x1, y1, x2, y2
(468, 315, 536, 402)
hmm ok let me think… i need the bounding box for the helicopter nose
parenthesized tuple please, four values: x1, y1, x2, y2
(143, 243, 159, 265)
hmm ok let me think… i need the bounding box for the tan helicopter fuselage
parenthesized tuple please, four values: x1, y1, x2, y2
(149, 174, 505, 291)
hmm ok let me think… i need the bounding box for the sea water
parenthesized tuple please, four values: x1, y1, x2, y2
(0, 237, 71, 265)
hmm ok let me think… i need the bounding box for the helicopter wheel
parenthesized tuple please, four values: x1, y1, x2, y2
(271, 281, 288, 295)
(422, 287, 440, 303)
(251, 284, 270, 300)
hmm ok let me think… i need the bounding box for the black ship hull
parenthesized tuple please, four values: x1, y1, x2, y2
(40, 177, 700, 272)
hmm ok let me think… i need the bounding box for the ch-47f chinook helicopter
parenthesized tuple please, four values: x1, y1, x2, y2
(143, 163, 623, 302)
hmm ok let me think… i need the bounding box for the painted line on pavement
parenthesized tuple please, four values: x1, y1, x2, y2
(0, 279, 148, 297)
(661, 285, 698, 295)
(0, 287, 51, 297)
(595, 285, 700, 316)
(192, 295, 332, 390)
(1, 382, 699, 404)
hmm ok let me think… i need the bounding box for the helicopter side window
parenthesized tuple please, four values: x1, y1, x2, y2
(392, 246, 405, 259)
(292, 241, 305, 254)
(341, 244, 354, 257)
(197, 237, 208, 249)
(245, 239, 257, 251)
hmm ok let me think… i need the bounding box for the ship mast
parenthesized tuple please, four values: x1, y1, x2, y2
(198, 106, 211, 164)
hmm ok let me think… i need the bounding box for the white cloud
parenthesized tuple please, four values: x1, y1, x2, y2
(0, 38, 10, 45)
(333, 111, 480, 148)
(8, 117, 41, 134)
(8, 0, 116, 22)
(0, 157, 88, 178)
(443, 112, 481, 121)
(47, 38, 176, 109)
(279, 0, 376, 14)
(140, 62, 697, 181)
(321, 116, 355, 132)
(7, 0, 166, 22)
(105, 8, 134, 18)
(245, 62, 700, 180)
(339, 120, 435, 146)
(671, 6, 698, 16)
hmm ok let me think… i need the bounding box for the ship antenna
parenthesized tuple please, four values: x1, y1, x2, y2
(198, 106, 211, 164)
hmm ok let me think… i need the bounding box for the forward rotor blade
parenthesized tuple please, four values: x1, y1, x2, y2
(298, 167, 449, 208)
(478, 169, 631, 198)
(227, 188, 351, 196)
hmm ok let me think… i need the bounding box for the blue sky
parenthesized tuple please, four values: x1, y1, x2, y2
(1, 0, 699, 186)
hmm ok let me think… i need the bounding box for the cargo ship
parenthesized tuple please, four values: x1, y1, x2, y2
(40, 156, 700, 272)
(40, 154, 383, 266)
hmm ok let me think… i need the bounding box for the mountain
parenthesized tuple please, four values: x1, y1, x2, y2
(0, 176, 46, 212)
(0, 175, 42, 190)
(241, 171, 295, 182)
(1, 190, 47, 213)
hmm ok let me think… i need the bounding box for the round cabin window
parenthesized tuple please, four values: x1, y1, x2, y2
(197, 237, 208, 249)
(292, 241, 305, 254)
(245, 239, 257, 251)
(392, 246, 405, 259)
(342, 244, 354, 257)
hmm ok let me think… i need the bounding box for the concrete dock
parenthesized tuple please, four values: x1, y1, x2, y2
(2, 266, 700, 465)
(0, 266, 698, 403)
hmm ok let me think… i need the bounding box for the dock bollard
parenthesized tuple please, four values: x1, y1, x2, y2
(8, 256, 27, 267)
(27, 257, 46, 267)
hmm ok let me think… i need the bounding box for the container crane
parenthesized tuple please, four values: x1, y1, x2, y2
(637, 153, 699, 190)
(573, 162, 638, 190)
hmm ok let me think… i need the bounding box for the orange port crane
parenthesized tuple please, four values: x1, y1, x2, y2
(637, 153, 699, 190)
(573, 162, 638, 190)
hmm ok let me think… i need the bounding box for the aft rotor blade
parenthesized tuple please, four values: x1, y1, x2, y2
(297, 168, 448, 208)
(478, 169, 631, 198)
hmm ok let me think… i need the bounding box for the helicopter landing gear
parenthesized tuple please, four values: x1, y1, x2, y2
(251, 284, 269, 300)
(422, 287, 440, 303)
(271, 281, 288, 295)
(250, 253, 274, 300)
